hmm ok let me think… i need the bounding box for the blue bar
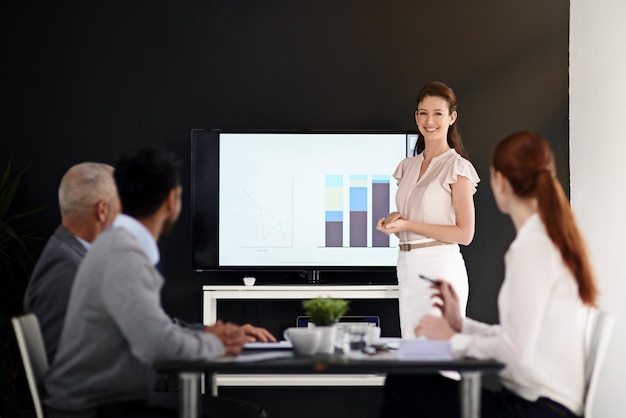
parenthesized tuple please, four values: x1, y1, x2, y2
(350, 188, 367, 211)
(325, 211, 343, 222)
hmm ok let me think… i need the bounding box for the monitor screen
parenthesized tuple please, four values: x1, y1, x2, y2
(191, 130, 416, 271)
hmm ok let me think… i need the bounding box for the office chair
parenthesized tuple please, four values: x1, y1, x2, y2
(12, 313, 49, 418)
(583, 308, 616, 418)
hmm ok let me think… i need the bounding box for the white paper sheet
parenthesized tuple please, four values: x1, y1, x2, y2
(397, 339, 452, 360)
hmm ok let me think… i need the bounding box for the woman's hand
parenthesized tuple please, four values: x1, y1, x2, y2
(413, 280, 463, 340)
(414, 315, 456, 340)
(432, 280, 463, 332)
(376, 212, 405, 235)
(380, 218, 408, 235)
(384, 212, 404, 224)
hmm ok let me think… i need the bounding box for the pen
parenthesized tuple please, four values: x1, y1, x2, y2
(419, 274, 440, 286)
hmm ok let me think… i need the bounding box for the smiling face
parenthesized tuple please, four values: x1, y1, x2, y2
(415, 95, 457, 144)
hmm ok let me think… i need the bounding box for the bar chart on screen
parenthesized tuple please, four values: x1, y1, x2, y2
(216, 132, 406, 267)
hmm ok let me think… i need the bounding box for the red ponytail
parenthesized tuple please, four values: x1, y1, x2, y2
(492, 131, 598, 306)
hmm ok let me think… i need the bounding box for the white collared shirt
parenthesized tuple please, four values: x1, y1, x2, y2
(450, 213, 588, 415)
(112, 213, 160, 267)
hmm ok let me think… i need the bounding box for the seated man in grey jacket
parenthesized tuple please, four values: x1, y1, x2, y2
(24, 162, 120, 364)
(45, 146, 274, 418)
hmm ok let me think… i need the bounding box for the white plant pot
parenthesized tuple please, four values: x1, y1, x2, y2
(314, 325, 337, 354)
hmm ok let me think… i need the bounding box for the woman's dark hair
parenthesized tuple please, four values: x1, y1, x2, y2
(114, 145, 182, 218)
(492, 131, 598, 306)
(413, 81, 469, 160)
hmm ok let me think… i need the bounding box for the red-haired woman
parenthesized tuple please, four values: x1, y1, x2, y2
(376, 81, 480, 338)
(379, 131, 598, 417)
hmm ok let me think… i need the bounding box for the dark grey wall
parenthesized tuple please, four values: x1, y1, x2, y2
(3, 1, 569, 329)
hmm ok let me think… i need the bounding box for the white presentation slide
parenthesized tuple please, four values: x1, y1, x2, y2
(218, 132, 411, 267)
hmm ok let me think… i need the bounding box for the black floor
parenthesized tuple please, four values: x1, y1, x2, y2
(220, 386, 384, 418)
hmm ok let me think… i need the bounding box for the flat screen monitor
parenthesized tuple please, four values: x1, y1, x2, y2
(191, 130, 416, 271)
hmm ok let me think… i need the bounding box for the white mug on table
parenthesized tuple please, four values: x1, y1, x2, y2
(284, 327, 321, 356)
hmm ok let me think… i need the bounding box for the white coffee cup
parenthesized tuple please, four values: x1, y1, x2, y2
(243, 276, 256, 286)
(284, 327, 321, 356)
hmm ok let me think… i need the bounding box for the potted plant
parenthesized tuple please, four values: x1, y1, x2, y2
(302, 297, 349, 354)
(302, 297, 349, 326)
(0, 160, 45, 417)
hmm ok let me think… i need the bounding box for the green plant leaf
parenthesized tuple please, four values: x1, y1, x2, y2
(302, 297, 349, 326)
(0, 161, 27, 221)
(0, 159, 46, 291)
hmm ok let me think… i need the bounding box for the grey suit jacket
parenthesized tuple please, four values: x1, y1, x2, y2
(45, 226, 225, 412)
(24, 225, 87, 363)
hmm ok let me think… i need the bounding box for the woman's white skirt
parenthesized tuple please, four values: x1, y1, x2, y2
(396, 243, 469, 338)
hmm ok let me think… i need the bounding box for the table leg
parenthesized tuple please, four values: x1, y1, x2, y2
(209, 372, 218, 396)
(460, 371, 481, 418)
(179, 372, 202, 418)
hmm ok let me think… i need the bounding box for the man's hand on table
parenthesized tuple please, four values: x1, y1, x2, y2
(204, 321, 277, 356)
(204, 320, 247, 356)
(240, 324, 276, 343)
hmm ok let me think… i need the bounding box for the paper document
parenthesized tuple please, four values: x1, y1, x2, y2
(397, 339, 452, 360)
(377, 337, 401, 350)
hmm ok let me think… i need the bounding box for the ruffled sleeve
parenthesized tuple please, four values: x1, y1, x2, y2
(444, 156, 480, 194)
(392, 157, 409, 185)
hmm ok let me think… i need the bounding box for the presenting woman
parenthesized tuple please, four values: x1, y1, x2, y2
(376, 81, 480, 338)
(380, 131, 598, 418)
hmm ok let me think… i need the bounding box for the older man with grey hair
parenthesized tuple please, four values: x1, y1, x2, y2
(24, 162, 120, 363)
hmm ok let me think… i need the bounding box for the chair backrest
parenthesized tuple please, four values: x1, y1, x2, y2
(12, 313, 49, 418)
(583, 308, 616, 418)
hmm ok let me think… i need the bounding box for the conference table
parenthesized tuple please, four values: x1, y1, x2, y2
(155, 346, 503, 418)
